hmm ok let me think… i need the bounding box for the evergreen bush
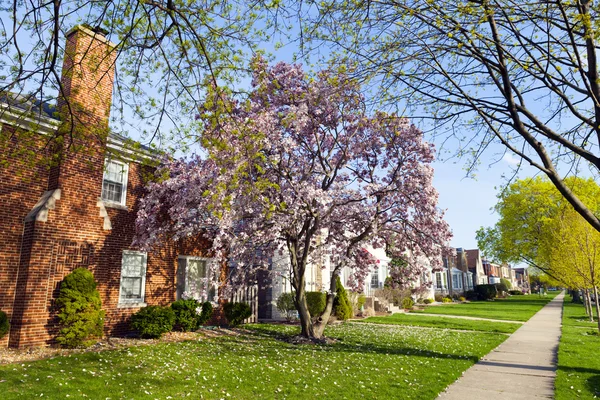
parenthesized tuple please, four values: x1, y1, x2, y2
(130, 306, 175, 338)
(223, 302, 252, 327)
(333, 277, 352, 321)
(171, 299, 213, 331)
(498, 278, 512, 293)
(464, 290, 478, 301)
(401, 297, 415, 309)
(442, 297, 452, 303)
(276, 292, 297, 321)
(509, 290, 524, 295)
(55, 268, 104, 348)
(423, 298, 433, 304)
(434, 293, 444, 302)
(305, 292, 326, 317)
(476, 284, 498, 300)
(0, 310, 9, 339)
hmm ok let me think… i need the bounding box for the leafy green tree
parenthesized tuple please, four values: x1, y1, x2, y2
(478, 176, 600, 331)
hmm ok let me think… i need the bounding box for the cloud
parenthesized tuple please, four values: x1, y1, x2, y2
(502, 153, 521, 166)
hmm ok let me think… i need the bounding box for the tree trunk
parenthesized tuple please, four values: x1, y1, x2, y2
(295, 287, 318, 338)
(594, 286, 600, 334)
(585, 289, 594, 322)
(571, 289, 581, 304)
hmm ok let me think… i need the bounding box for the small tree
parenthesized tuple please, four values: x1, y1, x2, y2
(333, 277, 352, 321)
(276, 293, 297, 321)
(56, 268, 104, 348)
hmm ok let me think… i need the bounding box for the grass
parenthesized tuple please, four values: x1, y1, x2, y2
(0, 323, 509, 399)
(556, 295, 600, 400)
(357, 313, 522, 333)
(411, 291, 559, 322)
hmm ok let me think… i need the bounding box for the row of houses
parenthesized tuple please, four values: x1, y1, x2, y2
(260, 245, 530, 320)
(0, 25, 531, 347)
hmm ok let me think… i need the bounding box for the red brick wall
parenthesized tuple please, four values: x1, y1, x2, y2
(0, 25, 214, 348)
(0, 125, 51, 347)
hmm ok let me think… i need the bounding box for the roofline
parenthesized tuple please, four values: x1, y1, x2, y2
(0, 103, 158, 162)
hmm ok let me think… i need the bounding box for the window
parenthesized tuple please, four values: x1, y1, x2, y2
(452, 273, 462, 289)
(177, 257, 217, 302)
(102, 159, 129, 205)
(435, 272, 443, 289)
(119, 251, 147, 304)
(370, 272, 379, 289)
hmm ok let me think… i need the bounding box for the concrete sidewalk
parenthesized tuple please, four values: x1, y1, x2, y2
(437, 292, 564, 400)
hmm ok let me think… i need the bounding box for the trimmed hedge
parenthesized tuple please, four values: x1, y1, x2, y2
(509, 290, 524, 296)
(476, 284, 498, 300)
(306, 292, 326, 317)
(131, 306, 175, 338)
(55, 268, 104, 348)
(423, 298, 433, 304)
(0, 310, 9, 339)
(171, 299, 213, 331)
(223, 302, 252, 327)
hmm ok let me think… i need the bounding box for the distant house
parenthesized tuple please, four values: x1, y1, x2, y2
(465, 249, 488, 285)
(258, 244, 391, 320)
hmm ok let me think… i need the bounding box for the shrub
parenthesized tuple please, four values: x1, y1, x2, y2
(375, 287, 411, 307)
(442, 297, 452, 303)
(171, 299, 213, 331)
(55, 268, 104, 348)
(434, 293, 444, 302)
(333, 277, 353, 321)
(509, 290, 524, 296)
(276, 292, 297, 321)
(496, 278, 511, 293)
(423, 298, 433, 304)
(223, 302, 252, 327)
(464, 290, 478, 301)
(416, 298, 424, 304)
(459, 296, 466, 302)
(131, 306, 175, 338)
(401, 297, 414, 309)
(357, 294, 367, 310)
(500, 278, 512, 291)
(476, 284, 498, 300)
(305, 291, 326, 317)
(0, 310, 9, 339)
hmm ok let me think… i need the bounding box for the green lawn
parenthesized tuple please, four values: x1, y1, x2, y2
(411, 291, 559, 322)
(0, 323, 508, 399)
(556, 295, 600, 400)
(358, 313, 522, 333)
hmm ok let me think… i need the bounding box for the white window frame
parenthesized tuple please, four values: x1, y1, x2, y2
(101, 159, 129, 206)
(435, 272, 443, 289)
(118, 250, 147, 306)
(177, 256, 218, 303)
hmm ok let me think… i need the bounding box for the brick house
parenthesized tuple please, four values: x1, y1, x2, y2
(0, 25, 218, 348)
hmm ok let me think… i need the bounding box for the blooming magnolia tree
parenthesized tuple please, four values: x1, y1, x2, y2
(135, 58, 452, 339)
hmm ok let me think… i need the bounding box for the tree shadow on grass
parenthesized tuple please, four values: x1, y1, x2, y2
(243, 324, 480, 363)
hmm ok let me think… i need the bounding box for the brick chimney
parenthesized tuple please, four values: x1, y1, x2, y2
(48, 25, 116, 191)
(58, 25, 116, 124)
